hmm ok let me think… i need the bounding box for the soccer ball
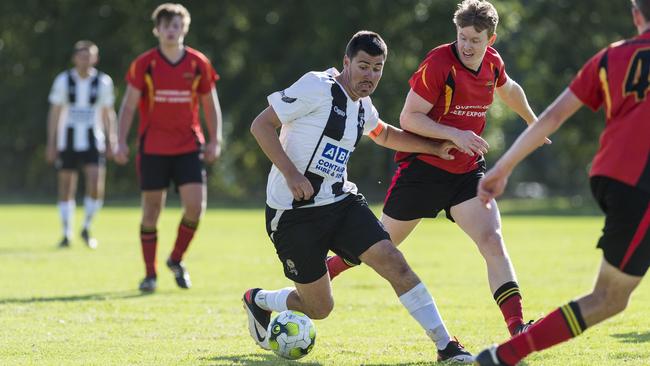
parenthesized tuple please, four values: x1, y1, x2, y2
(267, 310, 316, 360)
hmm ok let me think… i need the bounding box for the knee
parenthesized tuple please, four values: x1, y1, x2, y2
(592, 288, 631, 316)
(142, 205, 162, 225)
(305, 298, 334, 320)
(477, 231, 507, 258)
(184, 203, 204, 221)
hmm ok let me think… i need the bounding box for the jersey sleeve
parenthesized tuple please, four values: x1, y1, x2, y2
(267, 72, 324, 124)
(125, 57, 145, 91)
(362, 101, 380, 135)
(48, 73, 67, 105)
(197, 58, 220, 94)
(408, 57, 443, 105)
(491, 48, 509, 87)
(569, 49, 607, 112)
(98, 74, 115, 107)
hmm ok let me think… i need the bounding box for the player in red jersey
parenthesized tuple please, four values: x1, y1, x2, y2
(327, 0, 545, 337)
(115, 3, 222, 292)
(474, 1, 650, 365)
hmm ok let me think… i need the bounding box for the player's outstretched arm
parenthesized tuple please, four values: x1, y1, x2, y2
(369, 120, 455, 160)
(45, 104, 63, 164)
(478, 88, 583, 204)
(200, 87, 222, 164)
(400, 89, 489, 156)
(102, 107, 117, 160)
(114, 85, 141, 165)
(496, 77, 551, 145)
(250, 106, 314, 201)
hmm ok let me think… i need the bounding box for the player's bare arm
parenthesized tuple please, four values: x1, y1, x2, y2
(369, 120, 455, 160)
(250, 105, 314, 201)
(478, 88, 583, 203)
(114, 85, 141, 165)
(102, 106, 117, 160)
(200, 87, 222, 164)
(496, 77, 551, 144)
(45, 104, 63, 164)
(400, 89, 489, 156)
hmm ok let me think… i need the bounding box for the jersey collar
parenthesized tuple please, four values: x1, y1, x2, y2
(157, 46, 187, 67)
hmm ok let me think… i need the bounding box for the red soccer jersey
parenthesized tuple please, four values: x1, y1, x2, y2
(396, 43, 508, 173)
(126, 47, 219, 155)
(569, 30, 650, 193)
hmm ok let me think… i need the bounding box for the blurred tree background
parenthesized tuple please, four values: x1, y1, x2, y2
(0, 0, 635, 204)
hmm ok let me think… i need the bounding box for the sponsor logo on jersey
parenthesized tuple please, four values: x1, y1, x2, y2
(333, 105, 346, 117)
(281, 90, 297, 103)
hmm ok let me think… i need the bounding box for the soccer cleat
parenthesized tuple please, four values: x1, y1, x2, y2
(80, 229, 98, 249)
(474, 345, 510, 366)
(438, 337, 474, 363)
(512, 319, 536, 336)
(166, 258, 192, 289)
(138, 276, 157, 293)
(58, 237, 70, 248)
(242, 288, 272, 350)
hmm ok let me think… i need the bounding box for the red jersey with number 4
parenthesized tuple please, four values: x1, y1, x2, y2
(569, 30, 650, 193)
(395, 43, 508, 174)
(126, 47, 219, 155)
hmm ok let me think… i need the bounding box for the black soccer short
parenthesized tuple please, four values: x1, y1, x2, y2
(591, 176, 650, 277)
(265, 194, 391, 284)
(383, 158, 485, 222)
(137, 150, 205, 191)
(56, 149, 104, 170)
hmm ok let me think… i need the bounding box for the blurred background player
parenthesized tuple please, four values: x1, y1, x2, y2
(244, 31, 473, 363)
(114, 3, 222, 292)
(46, 40, 116, 249)
(327, 0, 545, 337)
(475, 0, 650, 364)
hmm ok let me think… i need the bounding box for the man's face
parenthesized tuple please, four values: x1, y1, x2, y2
(156, 15, 186, 46)
(72, 49, 98, 70)
(344, 50, 385, 98)
(456, 26, 495, 70)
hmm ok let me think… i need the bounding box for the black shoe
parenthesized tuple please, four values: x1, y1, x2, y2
(138, 276, 157, 293)
(475, 345, 511, 366)
(437, 337, 473, 363)
(166, 258, 191, 289)
(242, 288, 272, 350)
(58, 237, 70, 248)
(513, 319, 536, 336)
(80, 229, 98, 249)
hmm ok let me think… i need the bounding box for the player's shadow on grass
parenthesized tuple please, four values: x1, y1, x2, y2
(0, 290, 149, 304)
(611, 331, 650, 343)
(205, 353, 323, 366)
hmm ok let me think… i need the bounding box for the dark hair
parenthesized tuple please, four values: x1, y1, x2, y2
(73, 40, 98, 55)
(345, 30, 388, 60)
(151, 3, 191, 33)
(632, 0, 650, 21)
(453, 0, 499, 37)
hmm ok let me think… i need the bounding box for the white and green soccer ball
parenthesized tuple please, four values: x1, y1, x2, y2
(267, 310, 316, 360)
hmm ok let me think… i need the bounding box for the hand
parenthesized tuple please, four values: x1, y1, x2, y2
(477, 165, 511, 206)
(105, 142, 115, 161)
(114, 142, 130, 165)
(203, 140, 221, 165)
(286, 171, 314, 201)
(450, 129, 489, 156)
(433, 140, 457, 161)
(45, 144, 57, 164)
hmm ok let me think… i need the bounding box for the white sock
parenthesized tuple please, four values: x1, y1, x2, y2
(255, 287, 293, 312)
(83, 196, 103, 230)
(399, 282, 451, 350)
(58, 200, 75, 239)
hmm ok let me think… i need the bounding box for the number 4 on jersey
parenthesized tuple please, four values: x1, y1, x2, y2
(624, 48, 650, 101)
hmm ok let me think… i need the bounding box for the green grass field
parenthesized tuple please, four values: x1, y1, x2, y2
(1, 204, 649, 365)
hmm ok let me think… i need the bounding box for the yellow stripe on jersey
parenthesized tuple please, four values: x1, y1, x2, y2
(418, 64, 430, 92)
(144, 74, 155, 111)
(599, 67, 612, 119)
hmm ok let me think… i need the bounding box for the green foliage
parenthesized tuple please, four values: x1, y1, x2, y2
(1, 205, 649, 364)
(0, 0, 636, 201)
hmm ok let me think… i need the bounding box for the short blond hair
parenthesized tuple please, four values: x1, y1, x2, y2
(73, 40, 98, 55)
(453, 0, 499, 37)
(151, 3, 191, 33)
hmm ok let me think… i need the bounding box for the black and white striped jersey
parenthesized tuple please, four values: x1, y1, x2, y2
(48, 68, 114, 152)
(266, 68, 380, 210)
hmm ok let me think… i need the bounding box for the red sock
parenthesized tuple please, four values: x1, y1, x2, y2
(493, 281, 524, 335)
(170, 218, 198, 262)
(140, 227, 157, 277)
(497, 302, 587, 365)
(326, 255, 353, 280)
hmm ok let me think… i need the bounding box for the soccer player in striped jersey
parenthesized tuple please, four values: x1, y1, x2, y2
(243, 31, 474, 363)
(475, 1, 650, 364)
(46, 40, 116, 249)
(327, 0, 544, 338)
(115, 3, 222, 292)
